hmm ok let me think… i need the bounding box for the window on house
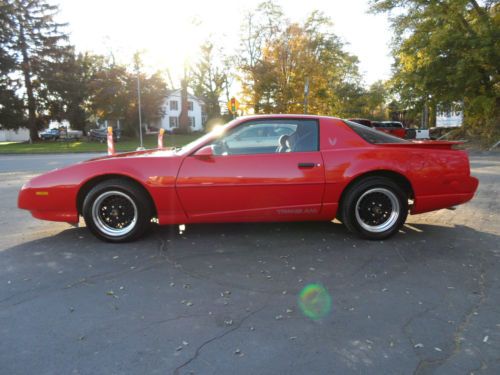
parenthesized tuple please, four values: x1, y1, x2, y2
(169, 116, 178, 128)
(170, 100, 178, 110)
(188, 101, 193, 111)
(189, 117, 195, 127)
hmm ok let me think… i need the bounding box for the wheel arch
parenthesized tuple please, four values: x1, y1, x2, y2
(338, 170, 414, 216)
(77, 174, 157, 217)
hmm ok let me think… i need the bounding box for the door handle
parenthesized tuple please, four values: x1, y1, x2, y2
(298, 162, 316, 168)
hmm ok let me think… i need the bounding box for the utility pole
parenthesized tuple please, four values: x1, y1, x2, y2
(134, 52, 144, 150)
(304, 78, 310, 114)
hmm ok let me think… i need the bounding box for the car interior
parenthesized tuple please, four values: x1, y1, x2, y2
(212, 120, 319, 155)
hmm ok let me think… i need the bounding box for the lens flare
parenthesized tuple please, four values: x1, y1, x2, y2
(298, 283, 332, 320)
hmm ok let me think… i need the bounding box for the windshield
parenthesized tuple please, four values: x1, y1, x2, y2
(177, 121, 234, 153)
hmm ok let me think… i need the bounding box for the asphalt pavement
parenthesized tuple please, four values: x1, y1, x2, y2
(0, 152, 499, 375)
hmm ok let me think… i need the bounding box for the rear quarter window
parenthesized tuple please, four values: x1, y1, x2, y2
(343, 120, 409, 144)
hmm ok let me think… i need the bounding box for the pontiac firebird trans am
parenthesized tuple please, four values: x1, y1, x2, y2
(18, 115, 479, 242)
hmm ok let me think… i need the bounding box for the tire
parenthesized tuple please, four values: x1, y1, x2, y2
(340, 177, 408, 240)
(82, 179, 152, 242)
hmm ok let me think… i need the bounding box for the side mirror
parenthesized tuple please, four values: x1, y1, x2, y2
(194, 145, 214, 157)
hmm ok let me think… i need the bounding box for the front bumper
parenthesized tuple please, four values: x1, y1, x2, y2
(18, 185, 79, 223)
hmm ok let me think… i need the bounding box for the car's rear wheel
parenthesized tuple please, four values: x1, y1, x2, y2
(340, 177, 408, 240)
(82, 179, 152, 242)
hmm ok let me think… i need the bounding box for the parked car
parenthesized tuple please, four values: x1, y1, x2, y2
(348, 118, 373, 127)
(64, 129, 83, 140)
(372, 121, 407, 138)
(39, 128, 60, 141)
(18, 115, 478, 243)
(89, 128, 121, 143)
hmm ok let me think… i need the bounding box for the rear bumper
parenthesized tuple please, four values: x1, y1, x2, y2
(412, 176, 479, 214)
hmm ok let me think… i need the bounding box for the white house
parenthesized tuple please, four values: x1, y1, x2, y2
(157, 89, 205, 132)
(0, 127, 30, 142)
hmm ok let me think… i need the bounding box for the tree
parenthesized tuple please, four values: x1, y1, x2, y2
(365, 80, 388, 118)
(88, 55, 167, 136)
(0, 1, 25, 129)
(2, 0, 72, 141)
(371, 0, 500, 142)
(44, 51, 106, 132)
(237, 4, 364, 117)
(238, 1, 285, 113)
(189, 41, 228, 121)
(125, 69, 168, 135)
(88, 61, 130, 126)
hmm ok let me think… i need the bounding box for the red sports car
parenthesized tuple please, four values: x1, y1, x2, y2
(18, 115, 478, 242)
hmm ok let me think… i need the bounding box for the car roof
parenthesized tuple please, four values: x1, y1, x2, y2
(235, 114, 342, 122)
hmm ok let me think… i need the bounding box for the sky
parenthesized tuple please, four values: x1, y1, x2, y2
(55, 0, 394, 89)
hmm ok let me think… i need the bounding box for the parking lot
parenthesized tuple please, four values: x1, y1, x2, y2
(0, 152, 499, 375)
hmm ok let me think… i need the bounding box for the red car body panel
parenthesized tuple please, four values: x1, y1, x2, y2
(18, 115, 479, 226)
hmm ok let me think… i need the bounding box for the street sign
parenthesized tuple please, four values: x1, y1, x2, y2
(436, 102, 463, 128)
(227, 97, 240, 114)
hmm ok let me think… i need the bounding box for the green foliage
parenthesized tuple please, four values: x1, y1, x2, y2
(371, 0, 500, 143)
(0, 1, 25, 129)
(0, 1, 167, 139)
(189, 41, 229, 121)
(237, 3, 367, 117)
(2, 0, 72, 140)
(45, 52, 106, 131)
(89, 55, 168, 136)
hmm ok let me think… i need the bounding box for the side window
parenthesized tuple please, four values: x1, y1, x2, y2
(211, 119, 319, 156)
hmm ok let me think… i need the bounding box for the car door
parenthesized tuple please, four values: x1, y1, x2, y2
(176, 118, 326, 221)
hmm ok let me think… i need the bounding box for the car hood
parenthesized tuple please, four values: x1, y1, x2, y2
(86, 148, 179, 162)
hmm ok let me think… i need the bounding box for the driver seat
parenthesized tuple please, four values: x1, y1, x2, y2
(277, 135, 291, 152)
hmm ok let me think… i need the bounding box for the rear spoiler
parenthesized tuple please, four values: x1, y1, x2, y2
(379, 140, 464, 150)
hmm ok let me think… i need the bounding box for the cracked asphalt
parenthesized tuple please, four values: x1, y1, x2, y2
(0, 152, 499, 375)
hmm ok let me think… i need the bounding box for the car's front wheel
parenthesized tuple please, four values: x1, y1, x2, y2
(340, 177, 408, 240)
(82, 179, 152, 242)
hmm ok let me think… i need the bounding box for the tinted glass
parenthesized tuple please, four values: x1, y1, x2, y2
(343, 120, 409, 144)
(382, 121, 403, 128)
(212, 119, 319, 155)
(349, 119, 372, 127)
